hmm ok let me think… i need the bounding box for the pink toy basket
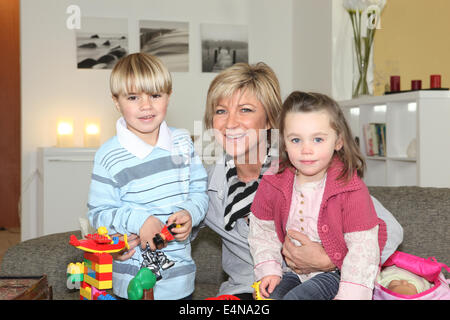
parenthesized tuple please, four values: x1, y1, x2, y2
(373, 251, 450, 300)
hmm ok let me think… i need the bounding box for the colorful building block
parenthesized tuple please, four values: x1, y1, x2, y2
(68, 227, 128, 300)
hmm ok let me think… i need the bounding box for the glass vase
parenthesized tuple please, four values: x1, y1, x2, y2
(352, 37, 373, 98)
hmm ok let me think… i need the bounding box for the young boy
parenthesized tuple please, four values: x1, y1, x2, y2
(87, 53, 208, 299)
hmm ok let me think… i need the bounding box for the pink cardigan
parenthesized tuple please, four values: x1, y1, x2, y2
(250, 158, 387, 270)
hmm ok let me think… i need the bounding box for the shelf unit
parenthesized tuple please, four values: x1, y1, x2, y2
(37, 147, 96, 237)
(339, 91, 450, 187)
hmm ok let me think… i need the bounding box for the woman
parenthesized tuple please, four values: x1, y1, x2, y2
(203, 62, 403, 299)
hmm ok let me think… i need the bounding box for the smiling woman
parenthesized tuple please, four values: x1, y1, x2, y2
(203, 62, 285, 298)
(212, 89, 269, 167)
(204, 62, 281, 180)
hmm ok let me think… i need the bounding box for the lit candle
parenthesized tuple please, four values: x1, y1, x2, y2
(57, 120, 74, 147)
(84, 120, 100, 148)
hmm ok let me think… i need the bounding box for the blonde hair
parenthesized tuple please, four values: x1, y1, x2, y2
(279, 91, 365, 181)
(110, 53, 172, 97)
(204, 62, 282, 129)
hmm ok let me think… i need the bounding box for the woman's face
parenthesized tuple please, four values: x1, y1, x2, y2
(212, 90, 269, 163)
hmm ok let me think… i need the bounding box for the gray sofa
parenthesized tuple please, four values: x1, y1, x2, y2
(1, 186, 449, 300)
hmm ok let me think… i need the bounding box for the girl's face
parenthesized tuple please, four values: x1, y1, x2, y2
(284, 110, 343, 184)
(212, 89, 269, 163)
(113, 91, 170, 146)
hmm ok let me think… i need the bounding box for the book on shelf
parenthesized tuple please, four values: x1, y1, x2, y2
(363, 123, 386, 157)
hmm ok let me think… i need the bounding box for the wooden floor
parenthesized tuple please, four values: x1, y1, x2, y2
(0, 228, 20, 270)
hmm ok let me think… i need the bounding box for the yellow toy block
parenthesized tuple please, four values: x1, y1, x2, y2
(94, 263, 112, 273)
(80, 285, 91, 300)
(84, 274, 112, 290)
(67, 262, 84, 274)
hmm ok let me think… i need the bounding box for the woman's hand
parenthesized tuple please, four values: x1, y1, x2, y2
(110, 233, 140, 261)
(282, 229, 336, 274)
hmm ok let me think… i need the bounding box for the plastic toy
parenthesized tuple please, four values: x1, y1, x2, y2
(140, 222, 180, 280)
(252, 281, 274, 300)
(69, 226, 129, 253)
(68, 227, 128, 300)
(153, 223, 180, 249)
(67, 262, 84, 284)
(80, 282, 117, 300)
(127, 268, 157, 300)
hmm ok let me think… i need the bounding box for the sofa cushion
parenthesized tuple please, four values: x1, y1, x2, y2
(369, 186, 449, 272)
(191, 226, 227, 286)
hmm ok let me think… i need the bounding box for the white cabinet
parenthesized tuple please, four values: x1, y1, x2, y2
(37, 148, 96, 236)
(339, 91, 450, 187)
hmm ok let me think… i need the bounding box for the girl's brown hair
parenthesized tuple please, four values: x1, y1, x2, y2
(278, 91, 365, 181)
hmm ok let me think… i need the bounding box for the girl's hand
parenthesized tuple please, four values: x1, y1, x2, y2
(110, 233, 140, 261)
(139, 216, 164, 251)
(259, 275, 281, 299)
(167, 210, 192, 241)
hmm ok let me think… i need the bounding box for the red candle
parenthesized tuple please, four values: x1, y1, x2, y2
(430, 75, 441, 89)
(411, 80, 422, 90)
(390, 76, 401, 92)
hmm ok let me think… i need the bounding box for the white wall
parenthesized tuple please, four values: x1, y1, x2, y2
(20, 0, 349, 240)
(293, 0, 333, 95)
(332, 0, 353, 100)
(292, 0, 352, 99)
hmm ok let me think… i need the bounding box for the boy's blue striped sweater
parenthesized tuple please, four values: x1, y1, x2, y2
(87, 120, 208, 299)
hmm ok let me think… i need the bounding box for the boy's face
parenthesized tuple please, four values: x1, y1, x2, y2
(113, 91, 170, 146)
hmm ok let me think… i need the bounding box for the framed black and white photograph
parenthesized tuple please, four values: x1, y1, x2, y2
(201, 23, 248, 73)
(76, 17, 128, 69)
(139, 20, 189, 72)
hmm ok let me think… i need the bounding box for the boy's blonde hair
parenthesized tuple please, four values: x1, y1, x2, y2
(110, 53, 172, 97)
(279, 91, 365, 181)
(204, 62, 282, 129)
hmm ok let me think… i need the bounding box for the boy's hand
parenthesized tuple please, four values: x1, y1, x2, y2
(139, 216, 164, 251)
(259, 275, 281, 299)
(167, 210, 192, 241)
(110, 233, 140, 261)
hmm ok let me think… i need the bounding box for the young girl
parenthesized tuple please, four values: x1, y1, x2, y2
(248, 91, 387, 300)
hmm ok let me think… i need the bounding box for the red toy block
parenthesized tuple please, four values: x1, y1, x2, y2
(95, 272, 113, 281)
(84, 252, 112, 264)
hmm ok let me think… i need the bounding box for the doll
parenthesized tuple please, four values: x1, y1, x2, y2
(377, 265, 432, 295)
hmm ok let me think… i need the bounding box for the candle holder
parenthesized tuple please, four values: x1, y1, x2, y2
(430, 75, 441, 89)
(57, 120, 74, 148)
(84, 120, 100, 148)
(390, 76, 401, 92)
